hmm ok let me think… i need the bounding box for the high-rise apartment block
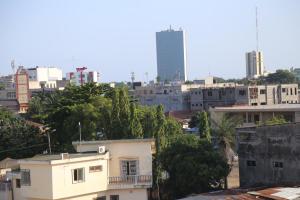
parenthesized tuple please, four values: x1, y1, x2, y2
(156, 28, 187, 82)
(246, 51, 264, 78)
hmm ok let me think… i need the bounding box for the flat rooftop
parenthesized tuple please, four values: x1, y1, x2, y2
(212, 104, 300, 112)
(20, 153, 103, 162)
(72, 138, 155, 146)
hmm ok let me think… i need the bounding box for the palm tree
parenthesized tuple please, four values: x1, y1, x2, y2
(211, 115, 242, 189)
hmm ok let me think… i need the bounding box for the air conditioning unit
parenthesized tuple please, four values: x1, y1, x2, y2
(98, 146, 106, 154)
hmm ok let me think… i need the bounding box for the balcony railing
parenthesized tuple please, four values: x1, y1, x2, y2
(108, 175, 152, 189)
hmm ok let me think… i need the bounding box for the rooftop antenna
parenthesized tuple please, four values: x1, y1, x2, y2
(256, 6, 259, 52)
(11, 59, 16, 74)
(145, 72, 149, 83)
(131, 71, 135, 82)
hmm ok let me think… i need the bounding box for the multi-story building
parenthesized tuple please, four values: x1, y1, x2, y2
(27, 66, 62, 89)
(237, 123, 300, 187)
(235, 84, 298, 106)
(66, 67, 99, 86)
(0, 75, 15, 89)
(134, 83, 201, 112)
(190, 83, 238, 111)
(156, 27, 187, 82)
(291, 67, 300, 80)
(0, 138, 154, 200)
(246, 51, 264, 78)
(210, 104, 300, 127)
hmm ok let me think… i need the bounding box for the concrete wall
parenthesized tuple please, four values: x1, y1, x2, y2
(74, 141, 153, 177)
(237, 123, 300, 187)
(20, 164, 53, 199)
(51, 158, 108, 199)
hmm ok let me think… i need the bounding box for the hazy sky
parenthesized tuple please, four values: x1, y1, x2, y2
(0, 0, 299, 82)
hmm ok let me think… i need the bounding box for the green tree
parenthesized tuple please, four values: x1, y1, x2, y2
(263, 69, 297, 84)
(129, 103, 143, 138)
(139, 106, 157, 138)
(110, 89, 122, 139)
(119, 88, 130, 137)
(198, 112, 211, 142)
(159, 134, 229, 199)
(0, 108, 48, 160)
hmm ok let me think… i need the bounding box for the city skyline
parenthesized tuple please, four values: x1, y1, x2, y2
(0, 0, 299, 82)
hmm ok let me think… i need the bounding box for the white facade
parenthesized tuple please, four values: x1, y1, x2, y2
(246, 51, 264, 78)
(27, 66, 62, 89)
(0, 139, 154, 200)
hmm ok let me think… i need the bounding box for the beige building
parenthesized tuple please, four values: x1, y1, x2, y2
(210, 104, 300, 127)
(246, 51, 264, 78)
(235, 84, 298, 106)
(0, 139, 154, 200)
(190, 83, 238, 111)
(134, 83, 201, 112)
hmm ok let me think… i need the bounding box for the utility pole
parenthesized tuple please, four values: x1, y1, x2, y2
(256, 6, 259, 52)
(79, 122, 82, 152)
(47, 132, 52, 154)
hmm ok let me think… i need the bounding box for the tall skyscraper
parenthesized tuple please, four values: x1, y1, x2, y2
(246, 51, 264, 78)
(156, 27, 187, 82)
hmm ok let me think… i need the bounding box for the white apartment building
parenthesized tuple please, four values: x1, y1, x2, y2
(27, 66, 63, 89)
(0, 139, 154, 200)
(246, 51, 264, 78)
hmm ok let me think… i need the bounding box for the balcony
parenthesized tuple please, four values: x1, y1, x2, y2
(108, 175, 152, 189)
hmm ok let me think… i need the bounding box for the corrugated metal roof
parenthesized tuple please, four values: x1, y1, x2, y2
(249, 187, 300, 200)
(179, 187, 300, 200)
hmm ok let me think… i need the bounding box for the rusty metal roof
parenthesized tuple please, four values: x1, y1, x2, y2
(179, 187, 300, 200)
(248, 187, 300, 200)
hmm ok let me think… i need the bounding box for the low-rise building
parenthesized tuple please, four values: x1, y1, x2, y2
(0, 138, 154, 200)
(210, 104, 300, 127)
(134, 83, 201, 112)
(236, 123, 300, 187)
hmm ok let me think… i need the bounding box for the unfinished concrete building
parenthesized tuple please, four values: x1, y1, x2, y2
(236, 123, 300, 187)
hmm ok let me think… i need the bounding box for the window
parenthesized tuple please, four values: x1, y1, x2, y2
(95, 196, 106, 200)
(282, 88, 286, 93)
(89, 165, 102, 172)
(260, 89, 266, 94)
(260, 102, 266, 105)
(110, 195, 119, 200)
(295, 88, 297, 95)
(273, 161, 283, 168)
(121, 160, 138, 176)
(291, 88, 293, 95)
(72, 168, 85, 183)
(21, 169, 31, 186)
(247, 160, 256, 167)
(239, 90, 246, 96)
(208, 90, 212, 96)
(16, 179, 21, 188)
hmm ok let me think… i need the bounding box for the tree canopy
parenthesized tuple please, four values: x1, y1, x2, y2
(159, 134, 229, 199)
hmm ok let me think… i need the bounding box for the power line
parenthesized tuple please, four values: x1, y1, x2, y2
(0, 143, 48, 154)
